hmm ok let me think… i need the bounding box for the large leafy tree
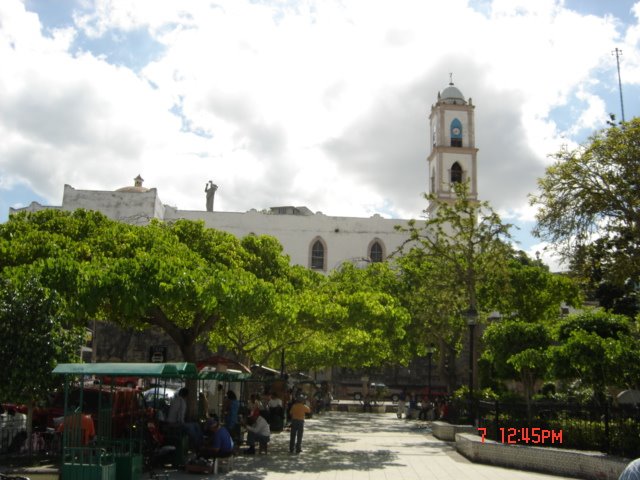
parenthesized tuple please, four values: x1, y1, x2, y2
(478, 251, 579, 412)
(1, 210, 411, 382)
(530, 118, 640, 309)
(0, 275, 85, 440)
(549, 310, 640, 400)
(395, 181, 513, 390)
(0, 211, 294, 416)
(487, 251, 581, 323)
(208, 234, 328, 368)
(315, 262, 411, 369)
(0, 211, 275, 363)
(396, 248, 467, 391)
(481, 320, 551, 415)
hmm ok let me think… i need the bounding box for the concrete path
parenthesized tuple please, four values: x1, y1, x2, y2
(152, 411, 583, 480)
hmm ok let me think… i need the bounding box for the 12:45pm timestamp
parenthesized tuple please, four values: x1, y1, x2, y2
(478, 427, 563, 444)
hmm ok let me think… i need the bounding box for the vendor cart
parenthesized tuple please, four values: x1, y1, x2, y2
(53, 362, 196, 480)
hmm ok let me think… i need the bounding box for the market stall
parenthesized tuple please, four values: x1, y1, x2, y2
(52, 362, 196, 480)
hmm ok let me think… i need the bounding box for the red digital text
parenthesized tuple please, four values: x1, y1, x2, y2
(478, 427, 563, 444)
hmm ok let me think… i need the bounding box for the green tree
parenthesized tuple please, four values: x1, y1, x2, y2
(481, 320, 551, 415)
(396, 248, 466, 391)
(87, 219, 277, 364)
(549, 310, 640, 400)
(488, 251, 581, 323)
(530, 119, 640, 310)
(396, 181, 513, 390)
(0, 275, 84, 443)
(0, 211, 277, 364)
(208, 233, 328, 369)
(317, 261, 411, 369)
(1, 211, 291, 416)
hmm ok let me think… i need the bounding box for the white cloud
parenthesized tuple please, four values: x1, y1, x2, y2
(0, 0, 637, 224)
(525, 241, 568, 273)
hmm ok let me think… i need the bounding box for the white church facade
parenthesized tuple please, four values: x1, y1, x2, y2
(10, 81, 479, 275)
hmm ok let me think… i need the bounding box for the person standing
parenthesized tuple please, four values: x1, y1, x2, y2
(167, 387, 202, 449)
(397, 389, 407, 419)
(223, 390, 240, 443)
(288, 396, 311, 454)
(268, 392, 285, 432)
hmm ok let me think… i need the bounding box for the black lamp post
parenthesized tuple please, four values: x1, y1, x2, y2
(426, 343, 435, 400)
(466, 308, 478, 423)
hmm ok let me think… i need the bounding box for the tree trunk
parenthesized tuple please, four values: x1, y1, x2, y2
(26, 400, 34, 456)
(179, 340, 200, 421)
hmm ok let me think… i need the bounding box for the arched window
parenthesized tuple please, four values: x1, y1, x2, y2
(451, 162, 463, 183)
(450, 118, 462, 147)
(310, 239, 326, 270)
(370, 241, 384, 263)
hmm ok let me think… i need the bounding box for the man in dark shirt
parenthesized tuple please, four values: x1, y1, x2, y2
(201, 416, 234, 459)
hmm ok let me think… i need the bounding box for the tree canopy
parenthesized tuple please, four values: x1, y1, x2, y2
(395, 181, 514, 390)
(488, 251, 581, 323)
(0, 209, 412, 375)
(0, 276, 84, 405)
(548, 310, 640, 397)
(481, 320, 551, 405)
(530, 118, 640, 294)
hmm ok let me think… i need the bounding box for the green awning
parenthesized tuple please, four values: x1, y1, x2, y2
(198, 369, 251, 382)
(163, 362, 198, 378)
(52, 362, 196, 378)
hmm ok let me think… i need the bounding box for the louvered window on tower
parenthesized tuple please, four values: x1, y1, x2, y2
(451, 163, 463, 183)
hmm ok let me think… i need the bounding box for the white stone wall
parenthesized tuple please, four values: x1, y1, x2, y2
(62, 185, 162, 225)
(455, 432, 628, 480)
(165, 207, 417, 271)
(11, 185, 422, 272)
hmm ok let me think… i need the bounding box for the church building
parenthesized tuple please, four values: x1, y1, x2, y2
(11, 81, 478, 275)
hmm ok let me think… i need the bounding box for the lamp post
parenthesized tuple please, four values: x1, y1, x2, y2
(466, 308, 478, 424)
(426, 343, 435, 401)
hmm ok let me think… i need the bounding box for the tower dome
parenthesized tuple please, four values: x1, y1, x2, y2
(440, 82, 466, 105)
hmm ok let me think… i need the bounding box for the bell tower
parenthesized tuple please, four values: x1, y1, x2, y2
(426, 78, 478, 217)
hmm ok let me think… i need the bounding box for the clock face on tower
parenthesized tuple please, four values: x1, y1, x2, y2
(452, 127, 461, 136)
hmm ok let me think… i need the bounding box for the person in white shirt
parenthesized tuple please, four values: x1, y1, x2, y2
(243, 415, 271, 454)
(166, 388, 202, 449)
(267, 393, 282, 409)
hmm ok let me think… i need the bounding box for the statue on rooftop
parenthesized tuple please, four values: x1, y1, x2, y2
(205, 181, 218, 212)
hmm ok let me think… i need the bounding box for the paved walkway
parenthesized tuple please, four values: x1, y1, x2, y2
(152, 411, 583, 480)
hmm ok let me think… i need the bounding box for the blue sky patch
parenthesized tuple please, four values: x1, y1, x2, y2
(71, 28, 165, 72)
(0, 183, 48, 223)
(25, 0, 79, 29)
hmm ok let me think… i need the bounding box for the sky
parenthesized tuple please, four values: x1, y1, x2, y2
(1, 0, 639, 271)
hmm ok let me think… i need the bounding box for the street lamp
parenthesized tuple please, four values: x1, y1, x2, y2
(466, 308, 478, 424)
(426, 343, 436, 401)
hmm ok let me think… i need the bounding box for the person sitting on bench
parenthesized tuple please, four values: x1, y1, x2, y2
(200, 416, 234, 459)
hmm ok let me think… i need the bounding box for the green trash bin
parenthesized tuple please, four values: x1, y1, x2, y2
(170, 434, 189, 467)
(115, 453, 143, 480)
(61, 447, 116, 480)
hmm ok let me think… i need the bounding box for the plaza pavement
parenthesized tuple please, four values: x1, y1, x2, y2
(151, 411, 584, 480)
